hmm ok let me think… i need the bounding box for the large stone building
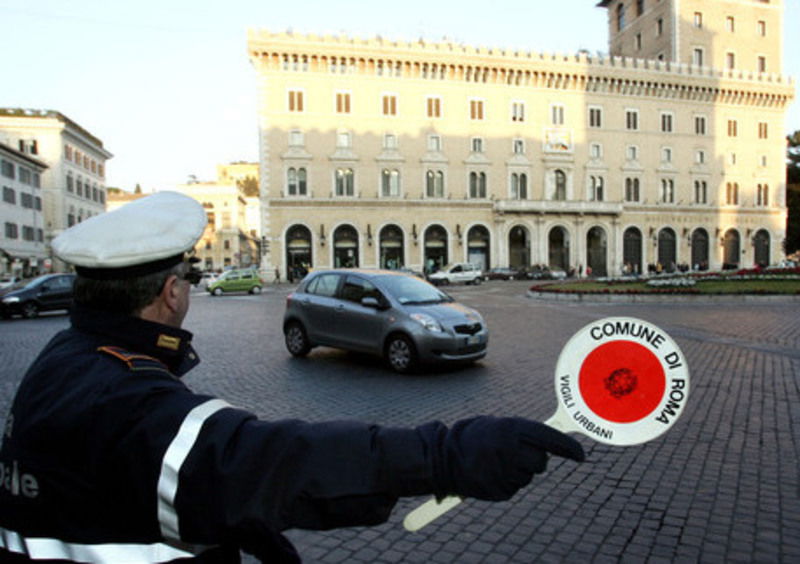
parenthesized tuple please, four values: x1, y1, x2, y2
(0, 108, 113, 272)
(0, 143, 48, 276)
(247, 0, 794, 278)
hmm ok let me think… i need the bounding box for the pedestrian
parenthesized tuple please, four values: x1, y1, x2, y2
(0, 192, 584, 563)
(274, 266, 281, 284)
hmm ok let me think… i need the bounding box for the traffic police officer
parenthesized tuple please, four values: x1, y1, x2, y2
(0, 192, 584, 562)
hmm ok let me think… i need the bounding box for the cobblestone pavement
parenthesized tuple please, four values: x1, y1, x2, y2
(1, 281, 798, 563)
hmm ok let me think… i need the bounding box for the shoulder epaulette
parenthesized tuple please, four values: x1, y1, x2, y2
(97, 346, 173, 375)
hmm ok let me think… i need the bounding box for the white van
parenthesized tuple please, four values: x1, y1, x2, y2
(428, 263, 483, 286)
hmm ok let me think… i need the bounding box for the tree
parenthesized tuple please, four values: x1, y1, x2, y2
(785, 131, 800, 255)
(237, 175, 259, 197)
(134, 183, 142, 194)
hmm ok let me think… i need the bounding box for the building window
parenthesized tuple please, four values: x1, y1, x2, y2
(2, 186, 15, 204)
(469, 172, 487, 199)
(635, 33, 642, 51)
(758, 20, 766, 36)
(727, 120, 738, 137)
(471, 137, 484, 153)
(22, 226, 35, 241)
(288, 130, 305, 147)
(336, 92, 351, 114)
(383, 133, 397, 149)
(589, 106, 602, 128)
(662, 147, 673, 163)
(427, 134, 442, 152)
(693, 48, 704, 67)
(626, 145, 639, 161)
(661, 112, 674, 133)
(761, 155, 768, 167)
(510, 101, 525, 123)
(288, 90, 304, 112)
(551, 104, 565, 126)
(426, 170, 445, 198)
(660, 179, 675, 203)
(694, 12, 703, 28)
(636, 0, 644, 17)
(470, 99, 484, 120)
(4, 222, 18, 239)
(287, 167, 307, 196)
(617, 4, 626, 31)
(426, 97, 441, 118)
(758, 122, 769, 139)
(626, 109, 639, 131)
(66, 173, 74, 192)
(726, 52, 735, 70)
(726, 16, 735, 32)
(656, 18, 663, 36)
(725, 182, 739, 205)
(625, 178, 640, 202)
(510, 173, 527, 199)
(381, 169, 401, 197)
(694, 180, 708, 204)
(589, 176, 604, 201)
(695, 150, 706, 164)
(590, 143, 602, 159)
(20, 192, 33, 208)
(695, 115, 707, 135)
(730, 153, 737, 166)
(336, 131, 351, 148)
(757, 184, 769, 207)
(1, 160, 14, 180)
(382, 94, 397, 116)
(335, 168, 354, 196)
(513, 139, 525, 155)
(553, 170, 567, 201)
(758, 56, 767, 73)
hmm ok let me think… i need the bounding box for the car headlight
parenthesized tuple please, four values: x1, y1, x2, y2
(410, 313, 443, 333)
(2, 296, 20, 304)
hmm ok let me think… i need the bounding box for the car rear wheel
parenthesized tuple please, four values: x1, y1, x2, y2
(22, 302, 38, 319)
(285, 321, 311, 357)
(472, 277, 482, 285)
(212, 287, 223, 296)
(250, 285, 262, 294)
(385, 334, 418, 374)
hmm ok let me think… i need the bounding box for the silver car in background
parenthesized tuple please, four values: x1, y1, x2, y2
(283, 269, 488, 373)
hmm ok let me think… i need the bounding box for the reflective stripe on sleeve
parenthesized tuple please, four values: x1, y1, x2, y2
(157, 398, 231, 540)
(0, 525, 212, 563)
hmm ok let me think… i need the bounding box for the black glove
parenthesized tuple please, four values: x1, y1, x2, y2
(433, 416, 585, 501)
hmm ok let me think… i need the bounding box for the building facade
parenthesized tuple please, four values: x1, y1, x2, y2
(0, 109, 113, 271)
(0, 143, 48, 276)
(248, 0, 794, 279)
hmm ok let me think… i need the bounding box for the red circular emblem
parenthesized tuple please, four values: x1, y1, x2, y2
(578, 340, 666, 423)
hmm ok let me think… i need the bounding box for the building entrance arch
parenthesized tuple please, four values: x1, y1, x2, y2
(424, 224, 448, 274)
(753, 229, 770, 267)
(691, 228, 709, 270)
(467, 225, 490, 270)
(333, 224, 359, 268)
(723, 229, 740, 269)
(586, 226, 607, 277)
(379, 224, 404, 269)
(286, 224, 312, 281)
(548, 226, 570, 271)
(508, 225, 530, 269)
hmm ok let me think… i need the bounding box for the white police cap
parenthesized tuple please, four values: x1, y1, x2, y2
(52, 191, 207, 279)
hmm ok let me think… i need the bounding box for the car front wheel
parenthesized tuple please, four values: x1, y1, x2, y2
(385, 334, 418, 374)
(212, 287, 223, 296)
(285, 321, 311, 357)
(472, 277, 482, 285)
(250, 285, 262, 294)
(22, 302, 38, 319)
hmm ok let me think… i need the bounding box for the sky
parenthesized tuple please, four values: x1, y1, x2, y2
(2, 0, 798, 192)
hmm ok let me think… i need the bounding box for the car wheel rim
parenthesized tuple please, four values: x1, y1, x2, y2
(389, 340, 411, 370)
(287, 327, 305, 353)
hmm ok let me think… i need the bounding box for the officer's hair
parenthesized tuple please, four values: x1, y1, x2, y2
(73, 263, 187, 316)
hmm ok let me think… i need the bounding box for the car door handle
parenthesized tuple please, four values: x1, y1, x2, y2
(335, 304, 345, 312)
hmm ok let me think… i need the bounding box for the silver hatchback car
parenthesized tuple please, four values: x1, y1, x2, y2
(283, 269, 488, 373)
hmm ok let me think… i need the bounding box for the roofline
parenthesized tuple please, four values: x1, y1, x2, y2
(0, 142, 49, 170)
(0, 108, 110, 155)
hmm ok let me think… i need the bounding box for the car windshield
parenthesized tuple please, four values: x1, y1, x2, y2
(378, 275, 453, 305)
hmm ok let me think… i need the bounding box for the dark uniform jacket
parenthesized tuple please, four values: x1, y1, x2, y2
(0, 306, 446, 562)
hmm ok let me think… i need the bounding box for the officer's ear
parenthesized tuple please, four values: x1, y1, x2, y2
(161, 273, 182, 312)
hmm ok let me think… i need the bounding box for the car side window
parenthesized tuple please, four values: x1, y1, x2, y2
(306, 274, 340, 297)
(452, 265, 462, 273)
(340, 276, 381, 304)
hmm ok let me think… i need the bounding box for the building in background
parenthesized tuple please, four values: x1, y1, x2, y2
(248, 0, 793, 278)
(0, 108, 113, 272)
(0, 143, 48, 276)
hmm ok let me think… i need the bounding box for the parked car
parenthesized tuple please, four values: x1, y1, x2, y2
(283, 269, 488, 373)
(199, 271, 218, 289)
(0, 275, 20, 290)
(485, 267, 523, 281)
(0, 273, 76, 319)
(427, 263, 483, 286)
(207, 268, 263, 296)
